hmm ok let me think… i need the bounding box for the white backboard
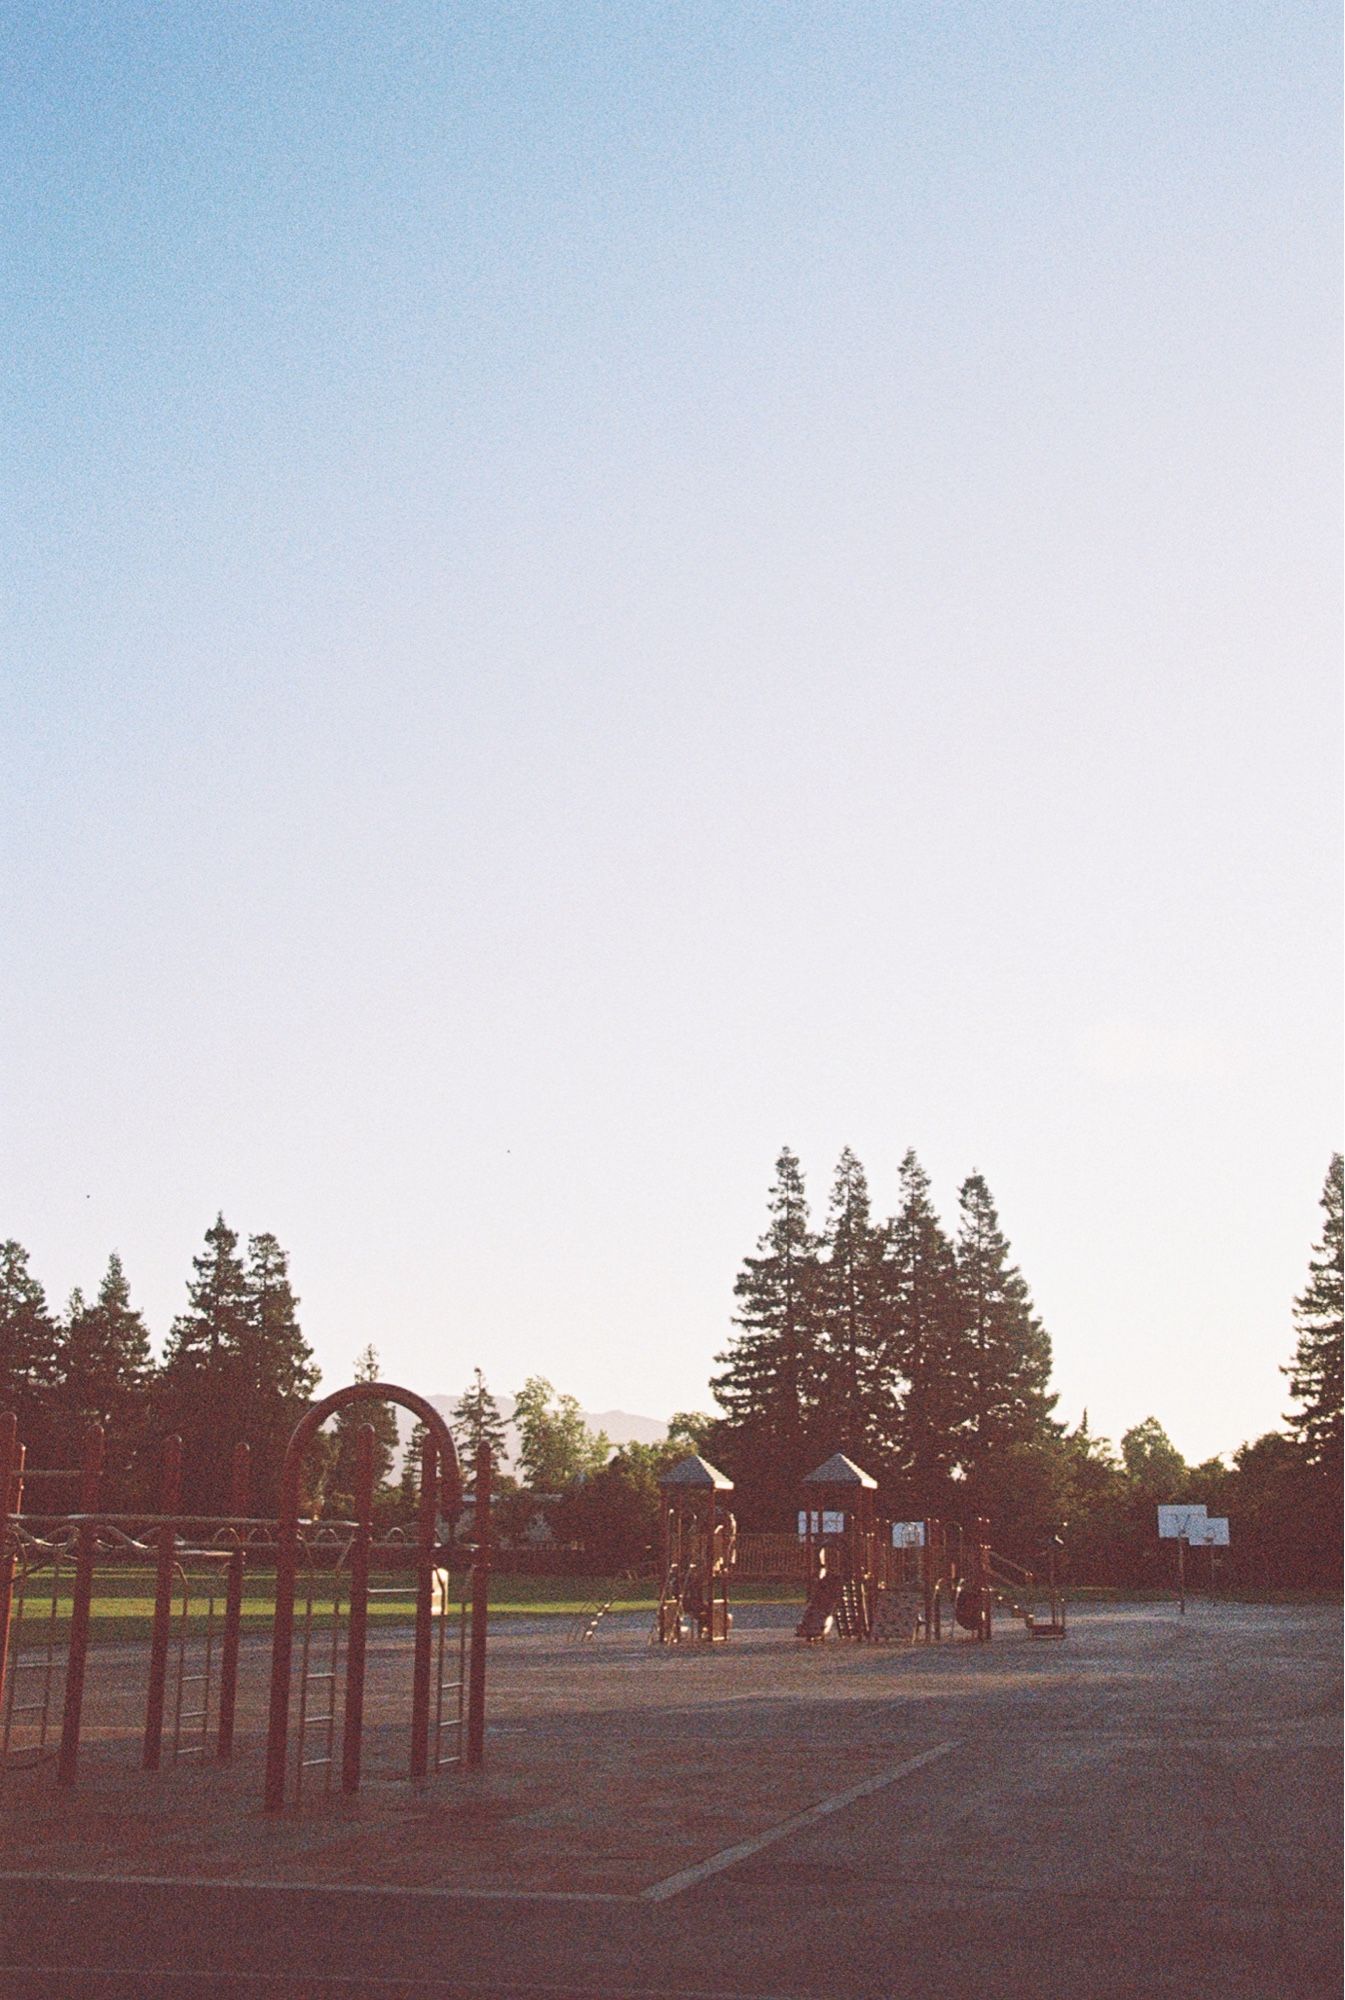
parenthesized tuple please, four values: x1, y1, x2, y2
(1157, 1503, 1207, 1539)
(891, 1521, 926, 1548)
(1199, 1517, 1230, 1546)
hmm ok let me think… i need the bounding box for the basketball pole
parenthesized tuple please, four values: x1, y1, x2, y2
(1177, 1531, 1186, 1616)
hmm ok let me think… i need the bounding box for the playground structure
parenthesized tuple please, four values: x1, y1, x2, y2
(722, 1452, 1066, 1647)
(654, 1455, 736, 1643)
(0, 1382, 493, 1810)
(795, 1453, 881, 1640)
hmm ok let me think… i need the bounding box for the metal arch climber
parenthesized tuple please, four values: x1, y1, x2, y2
(263, 1381, 469, 1813)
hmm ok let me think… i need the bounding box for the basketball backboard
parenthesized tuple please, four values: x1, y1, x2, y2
(1157, 1503, 1207, 1539)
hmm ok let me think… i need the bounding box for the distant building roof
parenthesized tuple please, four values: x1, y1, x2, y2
(659, 1453, 734, 1491)
(802, 1452, 878, 1489)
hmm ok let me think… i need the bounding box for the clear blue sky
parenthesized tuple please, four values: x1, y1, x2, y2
(3, 2, 1339, 1463)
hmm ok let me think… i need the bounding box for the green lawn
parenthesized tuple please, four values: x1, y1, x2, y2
(3, 1569, 800, 1647)
(5, 1560, 808, 1640)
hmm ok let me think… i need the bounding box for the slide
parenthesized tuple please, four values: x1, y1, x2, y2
(795, 1571, 843, 1640)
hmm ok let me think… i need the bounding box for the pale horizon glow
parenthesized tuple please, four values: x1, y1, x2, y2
(3, 3, 1340, 1467)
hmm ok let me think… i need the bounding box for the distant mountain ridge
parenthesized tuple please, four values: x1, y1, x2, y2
(406, 1394, 668, 1471)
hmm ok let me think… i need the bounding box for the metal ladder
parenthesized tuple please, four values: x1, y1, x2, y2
(433, 1574, 468, 1772)
(170, 1550, 232, 1763)
(1, 1547, 67, 1768)
(293, 1572, 344, 1801)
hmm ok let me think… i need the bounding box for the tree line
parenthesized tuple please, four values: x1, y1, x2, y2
(0, 1216, 317, 1515)
(1, 1150, 1339, 1587)
(699, 1144, 1342, 1587)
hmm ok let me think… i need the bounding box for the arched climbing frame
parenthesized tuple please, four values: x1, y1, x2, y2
(263, 1381, 472, 1812)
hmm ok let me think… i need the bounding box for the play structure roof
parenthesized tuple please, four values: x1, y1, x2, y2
(802, 1452, 878, 1488)
(659, 1454, 734, 1490)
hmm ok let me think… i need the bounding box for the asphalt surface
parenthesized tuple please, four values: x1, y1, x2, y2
(1, 1600, 1339, 1999)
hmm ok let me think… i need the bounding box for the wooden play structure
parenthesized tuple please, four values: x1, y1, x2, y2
(654, 1455, 736, 1643)
(725, 1448, 1064, 1648)
(795, 1453, 881, 1640)
(0, 1381, 494, 1811)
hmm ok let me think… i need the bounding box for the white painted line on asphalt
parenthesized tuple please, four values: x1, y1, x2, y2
(0, 1973, 807, 1999)
(641, 1739, 958, 1902)
(0, 1870, 630, 1904)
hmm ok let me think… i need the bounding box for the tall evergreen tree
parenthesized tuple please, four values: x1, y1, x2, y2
(0, 1240, 60, 1461)
(1285, 1152, 1343, 1489)
(54, 1252, 154, 1496)
(240, 1231, 320, 1510)
(155, 1218, 318, 1511)
(711, 1147, 824, 1515)
(326, 1344, 398, 1514)
(155, 1215, 252, 1509)
(816, 1148, 886, 1457)
(876, 1150, 965, 1504)
(954, 1173, 1056, 1475)
(398, 1419, 430, 1514)
(450, 1369, 508, 1472)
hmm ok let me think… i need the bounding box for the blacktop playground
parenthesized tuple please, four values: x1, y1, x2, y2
(0, 1597, 1339, 1999)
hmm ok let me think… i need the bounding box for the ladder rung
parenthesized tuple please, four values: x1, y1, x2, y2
(8, 1702, 51, 1716)
(180, 1673, 208, 1685)
(301, 1754, 332, 1769)
(302, 1671, 336, 1683)
(179, 1709, 208, 1724)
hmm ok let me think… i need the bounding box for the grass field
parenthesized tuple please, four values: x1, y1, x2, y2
(3, 1567, 803, 1645)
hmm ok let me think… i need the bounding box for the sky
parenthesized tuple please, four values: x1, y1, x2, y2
(2, 2, 1339, 1466)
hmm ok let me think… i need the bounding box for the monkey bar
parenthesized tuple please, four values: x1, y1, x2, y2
(0, 1379, 493, 1814)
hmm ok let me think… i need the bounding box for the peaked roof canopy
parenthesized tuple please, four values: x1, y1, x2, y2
(802, 1452, 878, 1489)
(659, 1453, 734, 1491)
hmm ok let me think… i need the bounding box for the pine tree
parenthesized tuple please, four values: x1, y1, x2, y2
(239, 1231, 320, 1511)
(816, 1148, 886, 1457)
(711, 1147, 825, 1515)
(954, 1173, 1056, 1475)
(0, 1240, 60, 1461)
(398, 1419, 429, 1515)
(450, 1369, 508, 1472)
(326, 1344, 398, 1515)
(155, 1216, 251, 1509)
(1285, 1153, 1343, 1488)
(154, 1218, 318, 1512)
(54, 1252, 154, 1496)
(876, 1150, 965, 1505)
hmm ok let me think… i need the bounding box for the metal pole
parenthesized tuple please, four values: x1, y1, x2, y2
(264, 1447, 303, 1811)
(143, 1433, 182, 1769)
(466, 1439, 490, 1768)
(57, 1423, 105, 1787)
(0, 1414, 17, 1723)
(409, 1432, 437, 1779)
(217, 1442, 250, 1760)
(342, 1424, 374, 1794)
(1177, 1533, 1186, 1616)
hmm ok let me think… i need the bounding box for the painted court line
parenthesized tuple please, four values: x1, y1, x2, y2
(641, 1740, 958, 1902)
(0, 1870, 628, 1905)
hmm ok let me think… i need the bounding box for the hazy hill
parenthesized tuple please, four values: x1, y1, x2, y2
(397, 1395, 668, 1472)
